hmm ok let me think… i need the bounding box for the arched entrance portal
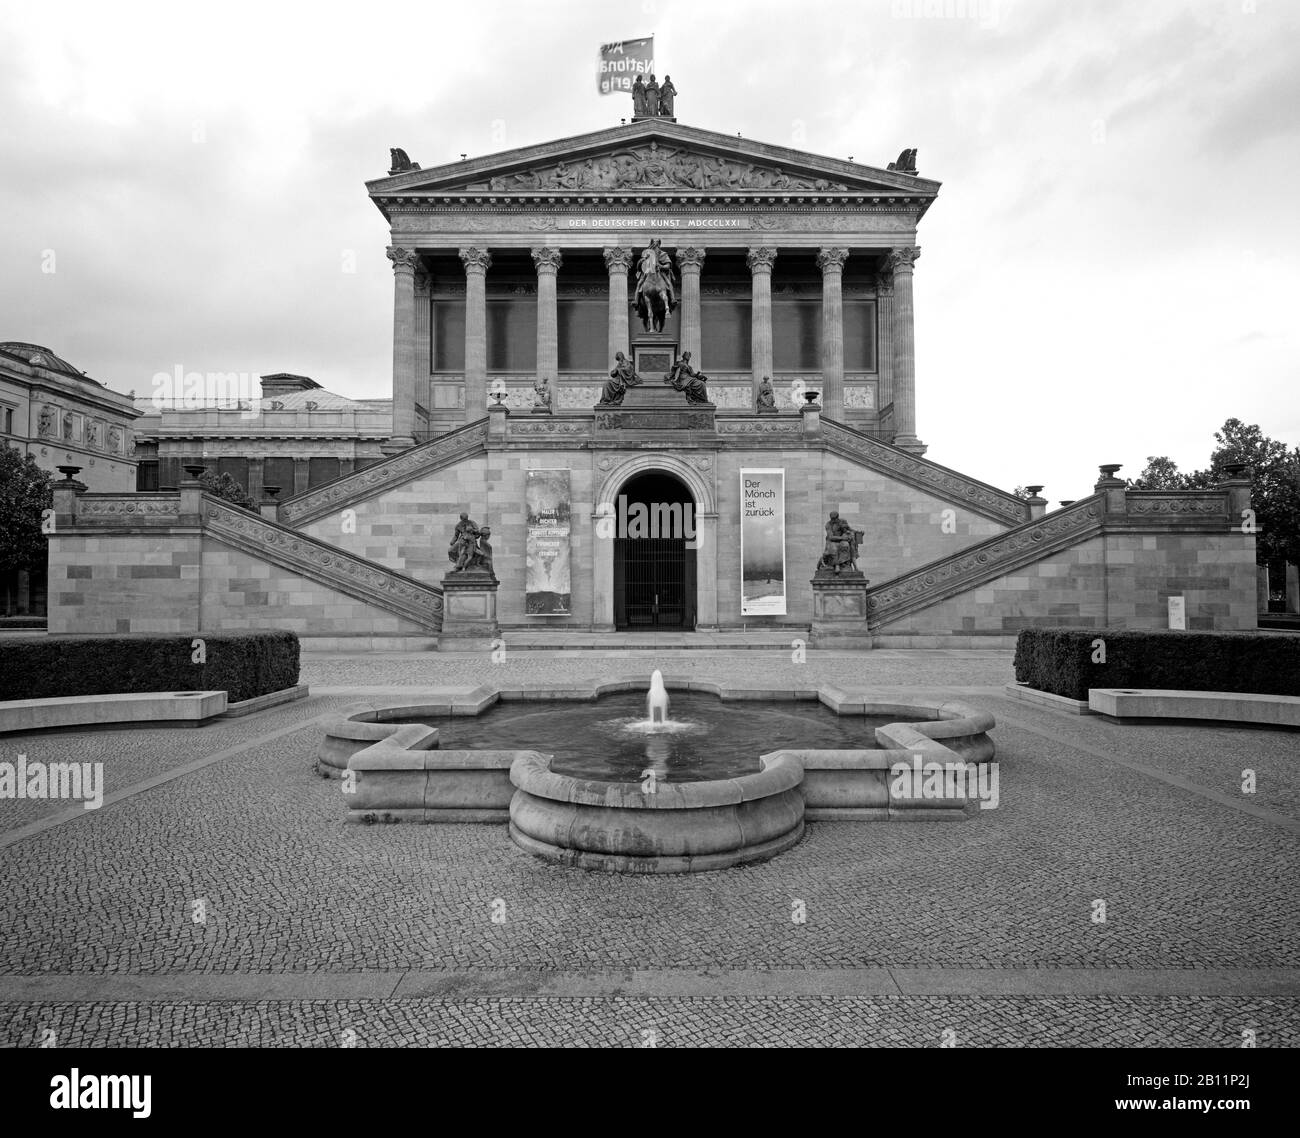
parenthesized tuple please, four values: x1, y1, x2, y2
(613, 471, 696, 630)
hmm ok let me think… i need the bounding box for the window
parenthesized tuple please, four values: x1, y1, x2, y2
(433, 299, 466, 372)
(558, 299, 606, 371)
(844, 300, 878, 371)
(773, 299, 820, 371)
(262, 457, 295, 497)
(1, 406, 12, 434)
(308, 457, 341, 487)
(700, 299, 751, 370)
(487, 297, 536, 372)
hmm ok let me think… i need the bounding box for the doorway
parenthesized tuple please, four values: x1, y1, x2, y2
(613, 471, 696, 630)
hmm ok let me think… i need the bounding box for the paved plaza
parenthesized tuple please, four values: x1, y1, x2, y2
(2, 648, 1298, 1047)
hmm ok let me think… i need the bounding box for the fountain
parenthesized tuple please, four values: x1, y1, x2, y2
(647, 668, 670, 724)
(318, 673, 997, 873)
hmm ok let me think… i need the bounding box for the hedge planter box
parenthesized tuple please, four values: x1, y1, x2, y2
(0, 630, 300, 705)
(1014, 627, 1300, 703)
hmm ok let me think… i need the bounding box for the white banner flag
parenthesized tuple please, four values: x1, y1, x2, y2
(596, 37, 654, 95)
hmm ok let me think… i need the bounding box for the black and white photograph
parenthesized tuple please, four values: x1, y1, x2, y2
(0, 0, 1295, 1115)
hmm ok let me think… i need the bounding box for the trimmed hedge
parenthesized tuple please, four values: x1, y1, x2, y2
(1013, 627, 1300, 702)
(0, 630, 299, 704)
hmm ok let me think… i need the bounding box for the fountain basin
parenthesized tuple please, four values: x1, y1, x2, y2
(509, 751, 805, 874)
(317, 679, 998, 868)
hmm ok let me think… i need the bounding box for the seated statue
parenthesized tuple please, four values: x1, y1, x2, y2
(665, 351, 710, 405)
(448, 512, 482, 571)
(464, 526, 494, 577)
(532, 375, 552, 410)
(600, 351, 641, 405)
(756, 375, 777, 411)
(818, 511, 863, 575)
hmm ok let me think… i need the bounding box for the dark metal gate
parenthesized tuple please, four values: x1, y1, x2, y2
(614, 537, 696, 630)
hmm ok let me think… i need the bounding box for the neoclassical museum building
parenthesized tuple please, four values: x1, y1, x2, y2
(41, 100, 1257, 646)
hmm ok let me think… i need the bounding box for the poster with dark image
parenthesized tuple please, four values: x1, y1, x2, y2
(525, 469, 571, 614)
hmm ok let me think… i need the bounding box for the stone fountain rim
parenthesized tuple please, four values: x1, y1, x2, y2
(319, 676, 996, 778)
(508, 749, 805, 810)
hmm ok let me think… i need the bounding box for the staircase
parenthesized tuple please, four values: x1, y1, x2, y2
(203, 498, 443, 632)
(866, 495, 1105, 628)
(278, 418, 490, 528)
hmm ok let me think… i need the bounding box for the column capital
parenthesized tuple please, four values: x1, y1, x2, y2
(875, 269, 894, 295)
(458, 246, 493, 275)
(603, 246, 634, 273)
(387, 246, 420, 273)
(676, 246, 707, 271)
(888, 246, 921, 273)
(746, 246, 778, 273)
(414, 268, 432, 295)
(816, 247, 849, 274)
(531, 246, 563, 274)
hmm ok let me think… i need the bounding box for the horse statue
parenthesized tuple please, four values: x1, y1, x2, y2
(634, 240, 677, 333)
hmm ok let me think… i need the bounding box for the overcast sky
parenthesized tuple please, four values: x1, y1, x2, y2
(2, 0, 1296, 500)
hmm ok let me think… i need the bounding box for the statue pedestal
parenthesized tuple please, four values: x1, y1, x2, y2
(594, 382, 716, 435)
(809, 572, 872, 650)
(438, 572, 500, 651)
(530, 404, 552, 415)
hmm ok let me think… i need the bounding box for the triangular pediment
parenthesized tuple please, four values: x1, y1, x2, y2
(367, 120, 938, 201)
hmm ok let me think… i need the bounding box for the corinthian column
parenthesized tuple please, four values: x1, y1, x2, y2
(747, 246, 777, 403)
(459, 247, 492, 422)
(676, 247, 706, 368)
(413, 267, 431, 440)
(532, 247, 562, 398)
(888, 246, 924, 453)
(385, 246, 419, 451)
(816, 247, 849, 419)
(875, 269, 895, 416)
(603, 247, 633, 365)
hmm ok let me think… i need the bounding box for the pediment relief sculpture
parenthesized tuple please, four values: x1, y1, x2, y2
(463, 143, 850, 194)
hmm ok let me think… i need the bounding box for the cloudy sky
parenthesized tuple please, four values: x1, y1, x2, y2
(2, 0, 1296, 500)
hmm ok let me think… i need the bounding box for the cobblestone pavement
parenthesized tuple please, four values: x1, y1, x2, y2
(2, 996, 1294, 1048)
(2, 649, 1297, 1046)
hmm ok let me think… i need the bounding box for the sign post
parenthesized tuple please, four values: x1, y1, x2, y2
(1167, 595, 1186, 630)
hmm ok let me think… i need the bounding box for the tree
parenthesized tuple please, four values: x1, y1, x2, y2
(1131, 421, 1300, 564)
(197, 470, 257, 512)
(1126, 456, 1214, 491)
(1208, 419, 1300, 564)
(0, 446, 53, 574)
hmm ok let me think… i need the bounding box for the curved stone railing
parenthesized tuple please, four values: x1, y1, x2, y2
(203, 498, 443, 631)
(279, 418, 490, 527)
(822, 419, 1029, 526)
(866, 495, 1105, 629)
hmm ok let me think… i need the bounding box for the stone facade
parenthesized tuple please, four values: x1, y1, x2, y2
(369, 118, 935, 448)
(0, 342, 140, 492)
(33, 113, 1262, 646)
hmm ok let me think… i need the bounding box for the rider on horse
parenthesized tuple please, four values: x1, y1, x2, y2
(634, 239, 678, 332)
